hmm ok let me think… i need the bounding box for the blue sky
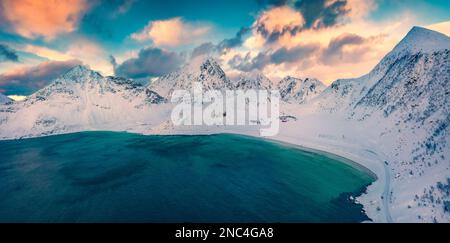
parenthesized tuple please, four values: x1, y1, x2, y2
(0, 0, 449, 97)
(369, 0, 450, 23)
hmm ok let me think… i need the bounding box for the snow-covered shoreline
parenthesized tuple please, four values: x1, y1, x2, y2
(0, 124, 390, 222)
(140, 120, 392, 223)
(259, 134, 388, 222)
(268, 134, 391, 222)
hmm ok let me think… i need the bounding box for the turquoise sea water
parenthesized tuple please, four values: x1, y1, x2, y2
(0, 132, 375, 222)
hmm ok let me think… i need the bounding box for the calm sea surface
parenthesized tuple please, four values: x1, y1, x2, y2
(0, 132, 374, 222)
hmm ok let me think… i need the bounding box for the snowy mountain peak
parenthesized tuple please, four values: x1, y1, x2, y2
(200, 58, 223, 75)
(234, 70, 273, 90)
(391, 26, 450, 55)
(328, 26, 450, 102)
(61, 65, 103, 83)
(149, 57, 233, 98)
(198, 58, 229, 83)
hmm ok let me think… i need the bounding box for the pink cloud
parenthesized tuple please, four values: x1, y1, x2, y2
(131, 17, 211, 47)
(0, 0, 89, 39)
(227, 1, 418, 84)
(0, 59, 82, 92)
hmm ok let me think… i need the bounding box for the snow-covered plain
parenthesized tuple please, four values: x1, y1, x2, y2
(0, 26, 449, 222)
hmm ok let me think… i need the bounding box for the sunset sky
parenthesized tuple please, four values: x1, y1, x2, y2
(0, 0, 449, 97)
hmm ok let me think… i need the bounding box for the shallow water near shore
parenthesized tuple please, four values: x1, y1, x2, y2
(0, 131, 375, 222)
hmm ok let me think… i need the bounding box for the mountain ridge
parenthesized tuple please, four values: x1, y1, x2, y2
(278, 76, 326, 103)
(149, 57, 234, 98)
(391, 26, 450, 55)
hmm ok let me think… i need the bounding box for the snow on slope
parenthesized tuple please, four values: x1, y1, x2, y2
(0, 66, 170, 139)
(277, 76, 326, 103)
(233, 70, 274, 90)
(0, 93, 12, 105)
(310, 27, 450, 113)
(391, 26, 450, 55)
(149, 58, 234, 98)
(299, 26, 450, 222)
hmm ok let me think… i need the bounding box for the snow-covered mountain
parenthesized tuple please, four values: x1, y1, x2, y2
(149, 58, 234, 98)
(311, 26, 450, 113)
(390, 26, 450, 56)
(0, 93, 12, 105)
(233, 70, 273, 90)
(301, 26, 450, 222)
(352, 27, 449, 223)
(0, 26, 448, 222)
(0, 65, 169, 139)
(277, 76, 326, 103)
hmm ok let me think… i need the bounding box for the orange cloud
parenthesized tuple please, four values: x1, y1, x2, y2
(255, 6, 305, 36)
(131, 17, 211, 46)
(0, 59, 82, 93)
(236, 3, 419, 84)
(22, 45, 72, 61)
(0, 0, 89, 39)
(17, 39, 113, 76)
(426, 21, 450, 36)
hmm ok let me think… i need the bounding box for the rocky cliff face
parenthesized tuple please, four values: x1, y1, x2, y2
(277, 76, 326, 103)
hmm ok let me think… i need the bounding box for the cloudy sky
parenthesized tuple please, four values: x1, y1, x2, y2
(0, 0, 449, 97)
